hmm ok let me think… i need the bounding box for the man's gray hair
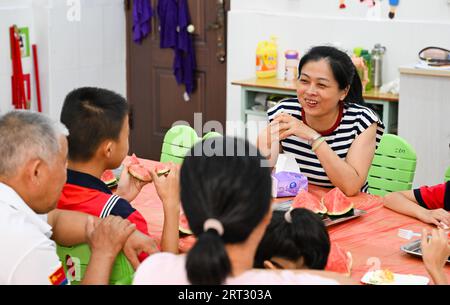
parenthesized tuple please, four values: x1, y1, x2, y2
(0, 110, 69, 177)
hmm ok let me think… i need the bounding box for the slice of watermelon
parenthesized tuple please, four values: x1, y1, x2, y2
(325, 243, 353, 276)
(101, 169, 117, 186)
(179, 213, 193, 235)
(130, 153, 140, 165)
(155, 164, 170, 177)
(128, 164, 152, 182)
(127, 153, 152, 182)
(292, 189, 327, 214)
(322, 187, 354, 218)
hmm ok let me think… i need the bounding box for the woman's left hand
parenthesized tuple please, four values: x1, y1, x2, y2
(271, 113, 319, 142)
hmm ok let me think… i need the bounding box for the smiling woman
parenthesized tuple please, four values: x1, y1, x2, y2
(257, 46, 385, 196)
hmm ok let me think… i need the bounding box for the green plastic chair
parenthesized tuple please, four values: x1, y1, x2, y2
(56, 244, 134, 285)
(160, 125, 199, 164)
(445, 166, 450, 182)
(367, 134, 417, 197)
(202, 131, 223, 140)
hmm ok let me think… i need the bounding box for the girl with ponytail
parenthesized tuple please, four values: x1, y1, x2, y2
(258, 45, 385, 196)
(133, 137, 354, 285)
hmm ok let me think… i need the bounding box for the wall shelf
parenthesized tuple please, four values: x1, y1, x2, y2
(232, 78, 399, 142)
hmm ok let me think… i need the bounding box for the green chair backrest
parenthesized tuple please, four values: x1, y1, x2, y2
(367, 134, 417, 197)
(56, 243, 134, 285)
(160, 125, 199, 164)
(202, 131, 223, 140)
(445, 166, 450, 182)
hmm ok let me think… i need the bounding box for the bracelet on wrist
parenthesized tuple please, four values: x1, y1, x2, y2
(311, 137, 326, 152)
(308, 133, 322, 146)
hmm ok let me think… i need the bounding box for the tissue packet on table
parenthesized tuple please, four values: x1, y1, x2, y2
(272, 171, 308, 198)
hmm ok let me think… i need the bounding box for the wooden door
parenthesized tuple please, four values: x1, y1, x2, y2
(126, 0, 229, 160)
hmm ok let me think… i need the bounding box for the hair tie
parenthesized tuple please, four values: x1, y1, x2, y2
(203, 218, 224, 236)
(284, 208, 293, 223)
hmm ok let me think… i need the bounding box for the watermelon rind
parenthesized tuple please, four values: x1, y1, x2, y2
(327, 207, 355, 219)
(156, 168, 170, 177)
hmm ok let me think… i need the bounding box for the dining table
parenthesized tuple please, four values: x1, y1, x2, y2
(130, 158, 449, 284)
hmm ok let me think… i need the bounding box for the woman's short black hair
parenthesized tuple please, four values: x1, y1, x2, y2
(181, 136, 272, 285)
(254, 208, 330, 270)
(298, 45, 365, 105)
(60, 87, 129, 162)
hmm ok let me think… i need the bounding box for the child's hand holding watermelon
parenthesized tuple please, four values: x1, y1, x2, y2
(115, 154, 152, 202)
(149, 162, 181, 254)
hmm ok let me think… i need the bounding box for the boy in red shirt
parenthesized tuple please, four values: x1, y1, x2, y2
(384, 182, 450, 227)
(58, 87, 180, 255)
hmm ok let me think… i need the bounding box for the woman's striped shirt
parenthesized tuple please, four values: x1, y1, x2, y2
(267, 98, 385, 192)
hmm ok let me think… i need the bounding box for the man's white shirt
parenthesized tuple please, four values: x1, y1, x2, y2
(0, 182, 63, 284)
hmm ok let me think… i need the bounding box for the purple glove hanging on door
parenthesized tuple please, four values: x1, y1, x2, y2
(133, 0, 153, 43)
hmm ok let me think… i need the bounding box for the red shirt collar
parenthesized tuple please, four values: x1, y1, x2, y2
(301, 102, 344, 136)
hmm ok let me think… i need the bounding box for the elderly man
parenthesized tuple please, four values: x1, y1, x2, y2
(0, 111, 156, 285)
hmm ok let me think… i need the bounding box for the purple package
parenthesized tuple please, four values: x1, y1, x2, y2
(272, 171, 308, 198)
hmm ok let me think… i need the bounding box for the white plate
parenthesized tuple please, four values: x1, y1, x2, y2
(361, 271, 429, 285)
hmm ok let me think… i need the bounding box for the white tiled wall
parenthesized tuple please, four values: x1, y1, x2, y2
(0, 0, 35, 113)
(227, 0, 450, 142)
(0, 0, 126, 121)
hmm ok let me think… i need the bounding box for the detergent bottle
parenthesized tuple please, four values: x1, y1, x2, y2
(256, 36, 278, 78)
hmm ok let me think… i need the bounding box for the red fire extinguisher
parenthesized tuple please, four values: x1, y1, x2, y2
(9, 25, 29, 110)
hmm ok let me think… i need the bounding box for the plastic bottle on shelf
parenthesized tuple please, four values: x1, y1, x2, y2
(284, 50, 299, 81)
(256, 36, 278, 79)
(371, 43, 386, 89)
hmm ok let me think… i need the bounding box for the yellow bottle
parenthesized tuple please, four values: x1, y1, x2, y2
(256, 36, 278, 79)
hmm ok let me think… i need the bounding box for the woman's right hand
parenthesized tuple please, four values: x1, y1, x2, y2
(257, 124, 281, 168)
(270, 113, 320, 142)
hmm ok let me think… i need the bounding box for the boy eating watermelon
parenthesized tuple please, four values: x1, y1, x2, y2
(58, 87, 180, 256)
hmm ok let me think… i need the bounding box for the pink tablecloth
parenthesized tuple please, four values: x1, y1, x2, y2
(131, 159, 449, 284)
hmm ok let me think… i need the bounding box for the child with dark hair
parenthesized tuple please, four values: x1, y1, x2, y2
(133, 137, 355, 285)
(58, 87, 180, 256)
(258, 45, 385, 196)
(254, 208, 330, 270)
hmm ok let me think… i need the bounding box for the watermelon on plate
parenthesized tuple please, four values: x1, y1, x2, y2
(321, 187, 354, 219)
(292, 189, 327, 215)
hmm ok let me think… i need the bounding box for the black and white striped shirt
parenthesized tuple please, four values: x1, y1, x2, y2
(268, 98, 385, 192)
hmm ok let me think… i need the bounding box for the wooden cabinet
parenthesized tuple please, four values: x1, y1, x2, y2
(232, 78, 399, 145)
(399, 67, 450, 187)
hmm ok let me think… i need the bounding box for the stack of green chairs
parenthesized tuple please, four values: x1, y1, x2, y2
(445, 166, 450, 182)
(160, 125, 199, 164)
(367, 134, 417, 197)
(202, 131, 223, 140)
(56, 244, 134, 285)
